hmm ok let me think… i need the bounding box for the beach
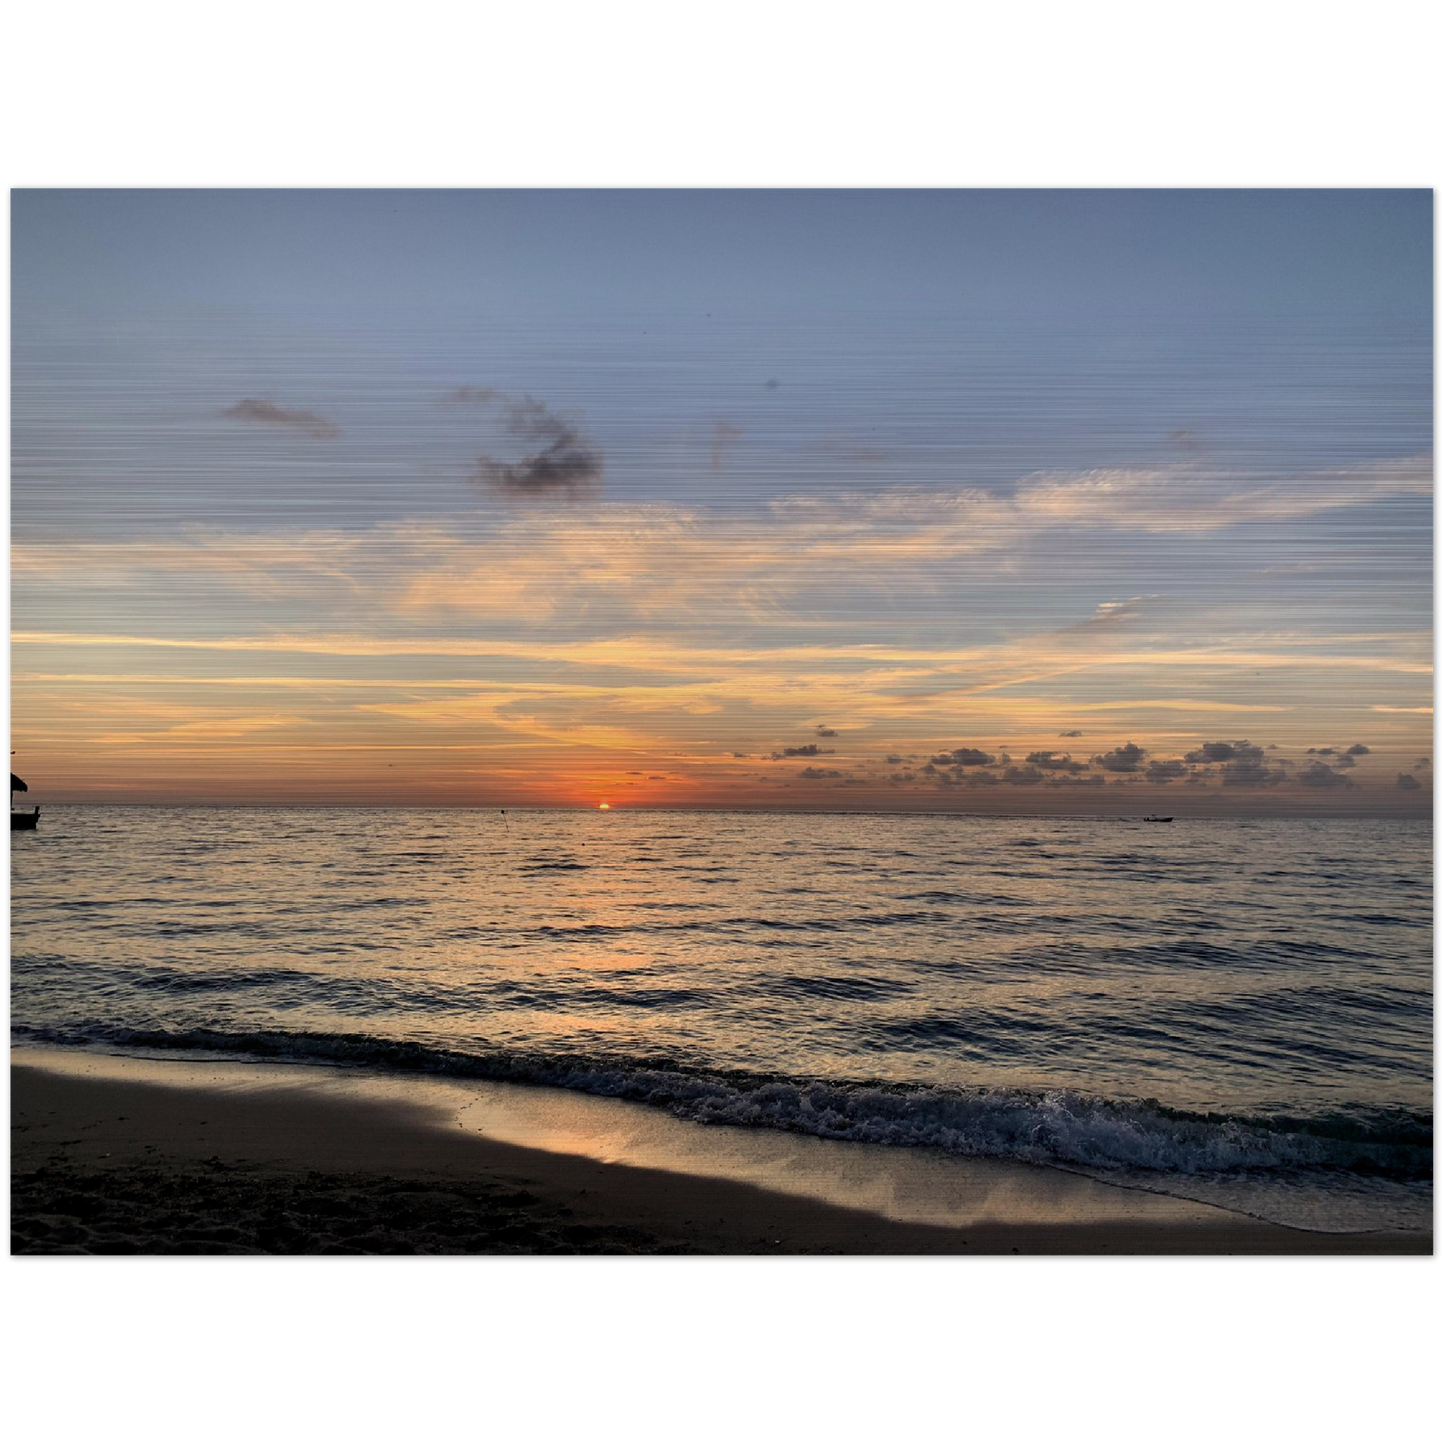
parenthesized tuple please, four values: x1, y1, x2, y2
(12, 1050, 1430, 1255)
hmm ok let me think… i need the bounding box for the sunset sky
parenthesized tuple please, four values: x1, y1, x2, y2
(10, 189, 1432, 812)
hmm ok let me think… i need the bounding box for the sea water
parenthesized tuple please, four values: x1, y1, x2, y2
(10, 807, 1433, 1233)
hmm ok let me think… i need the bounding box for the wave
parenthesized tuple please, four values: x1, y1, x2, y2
(13, 1021, 1431, 1185)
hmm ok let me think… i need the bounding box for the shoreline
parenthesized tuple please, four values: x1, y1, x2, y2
(11, 1050, 1431, 1255)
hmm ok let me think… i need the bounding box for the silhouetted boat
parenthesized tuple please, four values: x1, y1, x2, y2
(1141, 814, 1173, 823)
(11, 770, 39, 829)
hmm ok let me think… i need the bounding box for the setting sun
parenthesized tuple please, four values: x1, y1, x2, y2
(598, 802, 610, 810)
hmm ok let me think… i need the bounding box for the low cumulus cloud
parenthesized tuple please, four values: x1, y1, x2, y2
(711, 421, 744, 472)
(1095, 742, 1146, 773)
(814, 725, 838, 737)
(1058, 729, 1083, 738)
(1223, 760, 1289, 787)
(1145, 759, 1188, 783)
(1346, 743, 1371, 756)
(773, 743, 833, 759)
(798, 766, 843, 780)
(1001, 765, 1045, 786)
(1298, 760, 1353, 789)
(453, 390, 603, 497)
(1025, 750, 1090, 774)
(221, 399, 340, 440)
(1397, 773, 1421, 791)
(931, 747, 995, 767)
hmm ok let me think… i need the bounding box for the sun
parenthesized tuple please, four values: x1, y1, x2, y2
(598, 801, 610, 810)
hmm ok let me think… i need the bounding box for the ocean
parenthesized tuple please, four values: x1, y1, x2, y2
(10, 806, 1432, 1234)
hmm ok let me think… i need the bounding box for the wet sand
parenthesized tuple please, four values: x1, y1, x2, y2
(11, 1052, 1431, 1255)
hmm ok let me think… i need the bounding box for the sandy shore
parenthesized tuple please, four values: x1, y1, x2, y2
(11, 1052, 1431, 1255)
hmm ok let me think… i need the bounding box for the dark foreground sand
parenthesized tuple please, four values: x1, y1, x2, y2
(12, 1059, 1431, 1255)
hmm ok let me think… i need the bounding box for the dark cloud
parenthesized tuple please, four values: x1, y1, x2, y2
(465, 393, 603, 496)
(1025, 750, 1090, 774)
(1332, 754, 1357, 769)
(888, 771, 917, 784)
(1185, 739, 1267, 767)
(1095, 742, 1146, 773)
(964, 771, 1001, 787)
(814, 725, 838, 738)
(732, 752, 749, 759)
(1415, 757, 1432, 769)
(222, 399, 340, 440)
(441, 387, 503, 407)
(1296, 760, 1352, 789)
(1145, 759, 1188, 783)
(1397, 773, 1422, 791)
(1058, 729, 1084, 738)
(1346, 743, 1371, 756)
(710, 420, 744, 472)
(773, 743, 833, 759)
(1221, 759, 1289, 787)
(798, 767, 843, 780)
(1047, 774, 1104, 788)
(764, 378, 780, 390)
(884, 754, 904, 765)
(1001, 766, 1044, 786)
(931, 747, 994, 767)
(1306, 747, 1336, 756)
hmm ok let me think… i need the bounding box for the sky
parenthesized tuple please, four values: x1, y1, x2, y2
(9, 189, 1433, 812)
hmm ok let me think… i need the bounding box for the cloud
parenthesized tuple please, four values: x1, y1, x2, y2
(931, 747, 994, 767)
(1396, 773, 1421, 791)
(221, 399, 340, 440)
(774, 743, 833, 758)
(1095, 742, 1146, 773)
(1058, 729, 1083, 737)
(1297, 760, 1353, 789)
(798, 766, 843, 779)
(1346, 743, 1371, 756)
(1001, 765, 1044, 785)
(711, 421, 744, 472)
(1047, 774, 1104, 787)
(1219, 757, 1288, 791)
(814, 725, 838, 737)
(1025, 750, 1090, 774)
(1145, 759, 1188, 783)
(1015, 454, 1431, 533)
(469, 394, 603, 497)
(441, 388, 503, 407)
(1186, 740, 1261, 765)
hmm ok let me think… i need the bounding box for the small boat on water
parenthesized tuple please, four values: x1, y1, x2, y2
(11, 771, 39, 830)
(1141, 814, 1173, 823)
